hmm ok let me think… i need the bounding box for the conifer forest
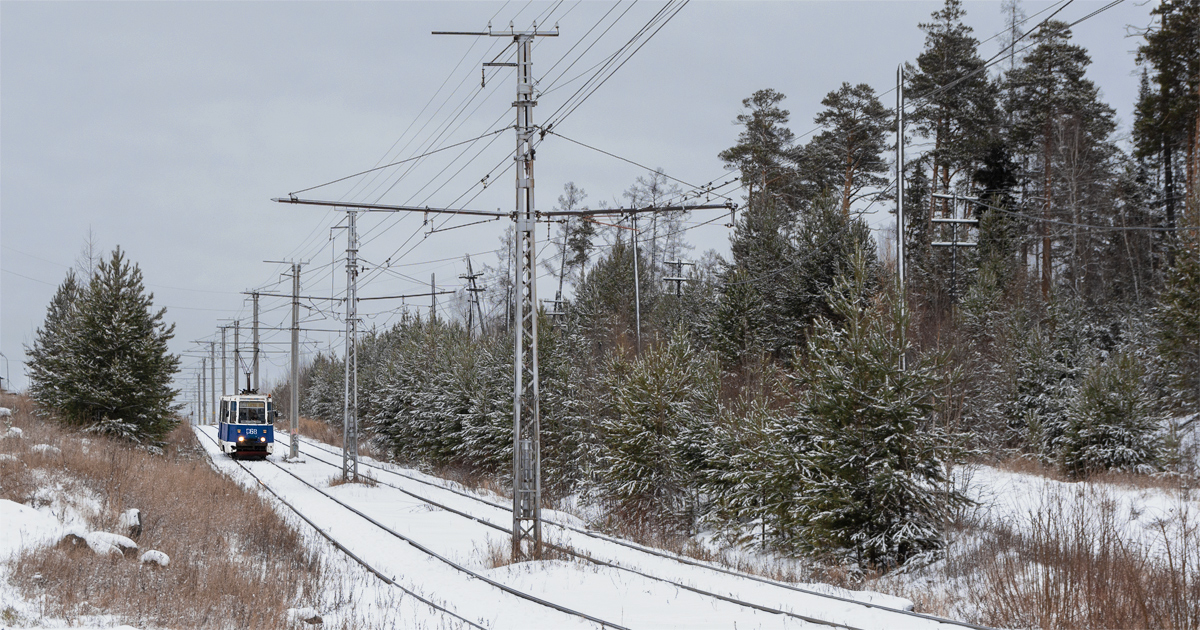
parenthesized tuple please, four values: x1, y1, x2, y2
(283, 0, 1200, 570)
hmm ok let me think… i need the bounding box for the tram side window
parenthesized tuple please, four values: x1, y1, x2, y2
(229, 402, 237, 423)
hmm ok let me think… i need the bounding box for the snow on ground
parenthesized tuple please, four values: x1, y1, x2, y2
(0, 500, 141, 629)
(0, 500, 63, 561)
(194, 427, 967, 629)
(963, 463, 1199, 564)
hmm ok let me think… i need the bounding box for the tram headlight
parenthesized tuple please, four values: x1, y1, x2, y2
(237, 436, 245, 442)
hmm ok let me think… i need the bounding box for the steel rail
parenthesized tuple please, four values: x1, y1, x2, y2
(283, 435, 859, 630)
(293, 436, 993, 630)
(241, 448, 630, 629)
(192, 428, 486, 630)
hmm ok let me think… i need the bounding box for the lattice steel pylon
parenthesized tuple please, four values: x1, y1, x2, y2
(510, 28, 547, 563)
(342, 210, 360, 482)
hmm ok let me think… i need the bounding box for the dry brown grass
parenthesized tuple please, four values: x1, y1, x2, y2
(994, 453, 1198, 492)
(959, 486, 1200, 629)
(1, 394, 326, 629)
(429, 463, 511, 500)
(327, 472, 378, 488)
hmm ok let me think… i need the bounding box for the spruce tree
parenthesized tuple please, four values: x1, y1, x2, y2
(781, 253, 962, 567)
(1061, 350, 1159, 478)
(27, 271, 82, 413)
(1156, 239, 1200, 411)
(598, 328, 719, 534)
(28, 248, 180, 442)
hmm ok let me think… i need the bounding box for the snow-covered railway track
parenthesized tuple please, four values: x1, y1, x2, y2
(195, 427, 624, 630)
(292, 436, 988, 630)
(284, 436, 862, 630)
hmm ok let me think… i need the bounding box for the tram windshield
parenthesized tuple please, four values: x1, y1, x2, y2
(238, 401, 268, 424)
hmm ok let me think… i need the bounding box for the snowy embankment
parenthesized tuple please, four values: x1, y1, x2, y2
(963, 463, 1198, 565)
(193, 425, 978, 630)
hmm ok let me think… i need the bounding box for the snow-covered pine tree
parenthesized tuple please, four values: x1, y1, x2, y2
(32, 248, 181, 442)
(538, 317, 593, 499)
(598, 328, 719, 534)
(1060, 350, 1160, 478)
(27, 271, 82, 414)
(1156, 240, 1200, 412)
(784, 251, 963, 567)
(300, 352, 344, 425)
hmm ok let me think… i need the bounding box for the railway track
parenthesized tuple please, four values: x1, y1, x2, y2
(279, 433, 990, 630)
(197, 427, 623, 629)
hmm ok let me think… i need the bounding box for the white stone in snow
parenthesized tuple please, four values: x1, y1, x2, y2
(139, 549, 169, 566)
(3, 426, 23, 439)
(30, 444, 61, 456)
(0, 408, 12, 418)
(84, 531, 137, 557)
(119, 508, 141, 530)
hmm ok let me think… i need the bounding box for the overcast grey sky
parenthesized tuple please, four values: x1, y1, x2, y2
(1, 1, 1154, 404)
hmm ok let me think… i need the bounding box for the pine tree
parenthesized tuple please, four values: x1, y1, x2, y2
(908, 0, 1000, 203)
(719, 89, 799, 208)
(1006, 20, 1117, 297)
(803, 82, 893, 216)
(27, 271, 82, 414)
(573, 237, 658, 353)
(28, 248, 180, 442)
(1136, 0, 1200, 225)
(1061, 350, 1159, 478)
(597, 328, 719, 534)
(779, 253, 962, 567)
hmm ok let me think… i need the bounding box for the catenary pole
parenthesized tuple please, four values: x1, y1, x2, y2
(290, 263, 302, 459)
(200, 359, 206, 424)
(210, 342, 216, 425)
(252, 292, 260, 392)
(342, 211, 360, 481)
(896, 64, 907, 372)
(221, 326, 228, 398)
(233, 321, 241, 392)
(631, 213, 642, 353)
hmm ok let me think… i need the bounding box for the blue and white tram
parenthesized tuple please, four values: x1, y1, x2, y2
(217, 393, 276, 459)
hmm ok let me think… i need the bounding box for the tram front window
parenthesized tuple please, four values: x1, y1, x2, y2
(238, 401, 267, 424)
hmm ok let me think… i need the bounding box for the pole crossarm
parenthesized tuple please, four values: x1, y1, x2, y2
(542, 202, 733, 217)
(358, 290, 455, 301)
(273, 196, 733, 221)
(247, 292, 344, 302)
(432, 28, 559, 38)
(272, 197, 507, 218)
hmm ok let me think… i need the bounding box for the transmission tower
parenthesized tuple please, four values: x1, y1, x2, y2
(663, 259, 695, 297)
(460, 255, 486, 338)
(930, 192, 979, 302)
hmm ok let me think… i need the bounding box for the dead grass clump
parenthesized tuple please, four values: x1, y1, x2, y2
(3, 396, 326, 629)
(965, 486, 1200, 629)
(479, 536, 578, 569)
(428, 463, 510, 499)
(328, 472, 378, 488)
